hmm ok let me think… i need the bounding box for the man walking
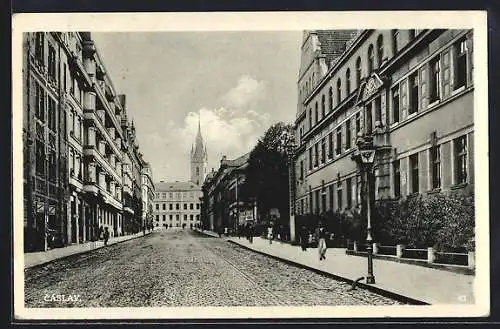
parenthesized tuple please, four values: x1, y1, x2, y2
(267, 225, 273, 244)
(317, 222, 327, 261)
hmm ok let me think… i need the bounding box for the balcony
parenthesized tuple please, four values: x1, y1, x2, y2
(83, 181, 99, 195)
(83, 146, 121, 183)
(71, 54, 93, 88)
(83, 110, 123, 160)
(93, 81, 123, 138)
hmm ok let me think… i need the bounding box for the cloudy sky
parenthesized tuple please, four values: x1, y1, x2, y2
(91, 31, 302, 183)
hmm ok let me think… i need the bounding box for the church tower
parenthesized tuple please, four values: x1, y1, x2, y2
(190, 116, 208, 186)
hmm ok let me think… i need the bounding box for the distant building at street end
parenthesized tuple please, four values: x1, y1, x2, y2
(201, 153, 252, 232)
(294, 29, 474, 219)
(141, 162, 155, 230)
(153, 181, 202, 229)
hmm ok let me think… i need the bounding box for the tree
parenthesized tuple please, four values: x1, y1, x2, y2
(241, 122, 294, 225)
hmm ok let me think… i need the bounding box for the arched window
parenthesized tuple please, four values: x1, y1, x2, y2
(346, 68, 351, 95)
(356, 57, 362, 87)
(328, 87, 333, 111)
(377, 35, 384, 67)
(315, 102, 319, 124)
(368, 44, 374, 73)
(336, 78, 342, 104)
(321, 94, 325, 118)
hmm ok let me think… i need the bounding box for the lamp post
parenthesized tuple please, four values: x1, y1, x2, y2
(280, 130, 296, 243)
(351, 133, 376, 284)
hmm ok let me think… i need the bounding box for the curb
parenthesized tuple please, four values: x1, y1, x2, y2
(24, 231, 154, 270)
(225, 239, 429, 306)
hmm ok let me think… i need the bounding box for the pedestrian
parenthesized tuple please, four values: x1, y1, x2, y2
(103, 227, 110, 246)
(218, 227, 222, 238)
(249, 224, 254, 243)
(317, 222, 327, 261)
(99, 225, 104, 240)
(267, 225, 273, 244)
(300, 225, 308, 251)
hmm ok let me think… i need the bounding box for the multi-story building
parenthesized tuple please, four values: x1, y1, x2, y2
(202, 153, 252, 232)
(294, 29, 474, 229)
(23, 32, 149, 252)
(153, 181, 202, 229)
(141, 162, 155, 230)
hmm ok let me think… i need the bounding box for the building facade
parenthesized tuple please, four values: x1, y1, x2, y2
(294, 29, 474, 225)
(23, 32, 149, 252)
(153, 182, 202, 228)
(202, 153, 253, 232)
(141, 162, 155, 231)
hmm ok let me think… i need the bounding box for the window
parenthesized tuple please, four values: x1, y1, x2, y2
(315, 189, 320, 214)
(345, 120, 351, 149)
(63, 63, 67, 92)
(409, 72, 419, 114)
(366, 103, 372, 134)
(156, 215, 159, 221)
(183, 203, 187, 210)
(392, 30, 399, 55)
(196, 167, 199, 175)
(321, 188, 327, 213)
(328, 185, 334, 211)
(35, 83, 45, 122)
(169, 203, 173, 210)
(162, 203, 166, 210)
(48, 151, 56, 182)
(48, 97, 56, 131)
(155, 203, 159, 210)
(431, 145, 441, 189)
(368, 44, 374, 73)
(346, 178, 352, 208)
(409, 29, 416, 40)
(337, 183, 343, 210)
(321, 94, 326, 118)
(355, 113, 361, 136)
(308, 108, 312, 129)
(190, 215, 194, 221)
(196, 203, 200, 210)
(34, 32, 44, 63)
(336, 127, 342, 155)
(176, 214, 180, 221)
(190, 203, 194, 210)
(346, 68, 351, 95)
(163, 215, 166, 221)
(299, 160, 304, 180)
(315, 102, 319, 124)
(390, 85, 400, 124)
(328, 132, 334, 159)
(455, 38, 468, 90)
(356, 57, 362, 87)
(184, 214, 188, 221)
(48, 44, 57, 82)
(176, 203, 180, 210)
(170, 215, 173, 220)
(410, 153, 419, 193)
(375, 96, 382, 125)
(393, 160, 401, 198)
(320, 138, 326, 164)
(314, 143, 319, 167)
(377, 35, 384, 67)
(430, 56, 441, 102)
(162, 193, 166, 199)
(455, 136, 468, 184)
(308, 148, 313, 170)
(337, 78, 342, 104)
(328, 87, 333, 111)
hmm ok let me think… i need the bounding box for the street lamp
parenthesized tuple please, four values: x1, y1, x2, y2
(280, 130, 296, 243)
(351, 133, 376, 284)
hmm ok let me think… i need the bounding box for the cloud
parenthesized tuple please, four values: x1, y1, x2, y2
(221, 75, 267, 109)
(149, 75, 273, 182)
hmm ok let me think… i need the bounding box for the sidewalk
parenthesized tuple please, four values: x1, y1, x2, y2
(196, 230, 475, 305)
(24, 231, 153, 269)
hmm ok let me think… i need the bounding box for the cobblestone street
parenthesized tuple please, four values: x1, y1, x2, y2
(25, 229, 404, 308)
